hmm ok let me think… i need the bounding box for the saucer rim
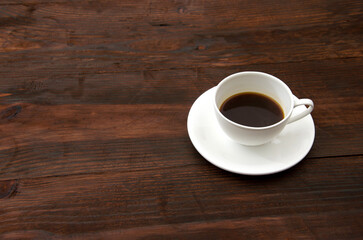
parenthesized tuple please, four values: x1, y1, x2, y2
(187, 87, 315, 175)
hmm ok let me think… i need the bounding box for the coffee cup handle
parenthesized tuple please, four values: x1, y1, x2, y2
(287, 98, 314, 124)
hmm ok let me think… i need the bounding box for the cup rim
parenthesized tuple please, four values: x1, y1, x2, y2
(214, 71, 294, 130)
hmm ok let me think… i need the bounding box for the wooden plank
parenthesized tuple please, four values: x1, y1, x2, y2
(0, 155, 362, 238)
(0, 1, 362, 70)
(0, 99, 361, 180)
(1, 212, 362, 239)
(0, 58, 361, 105)
(0, 103, 193, 180)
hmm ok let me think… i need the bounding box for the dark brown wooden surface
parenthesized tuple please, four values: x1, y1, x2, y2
(0, 0, 362, 239)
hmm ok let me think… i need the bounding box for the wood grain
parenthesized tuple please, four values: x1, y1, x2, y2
(0, 1, 362, 70)
(0, 156, 362, 238)
(0, 0, 362, 239)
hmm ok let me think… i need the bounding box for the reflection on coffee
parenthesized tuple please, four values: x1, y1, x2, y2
(220, 92, 284, 127)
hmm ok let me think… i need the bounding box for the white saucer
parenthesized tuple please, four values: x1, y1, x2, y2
(187, 87, 315, 175)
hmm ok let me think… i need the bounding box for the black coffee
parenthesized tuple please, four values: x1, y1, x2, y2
(220, 92, 284, 127)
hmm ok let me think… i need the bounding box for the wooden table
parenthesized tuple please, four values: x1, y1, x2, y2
(0, 0, 362, 239)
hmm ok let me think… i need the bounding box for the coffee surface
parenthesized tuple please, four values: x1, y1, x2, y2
(220, 92, 284, 127)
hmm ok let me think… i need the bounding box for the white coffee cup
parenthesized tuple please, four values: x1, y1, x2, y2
(214, 71, 314, 146)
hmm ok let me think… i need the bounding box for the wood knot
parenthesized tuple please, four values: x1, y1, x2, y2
(0, 105, 22, 120)
(149, 22, 171, 27)
(0, 179, 19, 199)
